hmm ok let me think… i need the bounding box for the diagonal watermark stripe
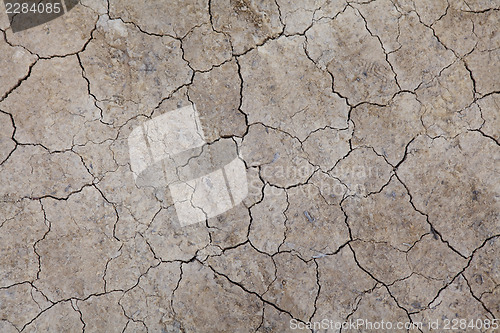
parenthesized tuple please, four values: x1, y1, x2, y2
(128, 104, 248, 227)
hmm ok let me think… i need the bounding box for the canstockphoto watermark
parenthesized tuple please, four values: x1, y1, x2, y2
(2, 0, 78, 32)
(128, 104, 248, 227)
(290, 318, 423, 331)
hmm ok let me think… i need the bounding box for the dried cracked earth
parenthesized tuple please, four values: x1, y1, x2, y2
(0, 0, 499, 332)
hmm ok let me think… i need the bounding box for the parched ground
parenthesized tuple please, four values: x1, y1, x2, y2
(0, 0, 499, 332)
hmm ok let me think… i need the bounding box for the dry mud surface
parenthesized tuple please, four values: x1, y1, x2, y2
(0, 0, 499, 332)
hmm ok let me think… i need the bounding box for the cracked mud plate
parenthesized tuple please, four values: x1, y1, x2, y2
(0, 0, 498, 332)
